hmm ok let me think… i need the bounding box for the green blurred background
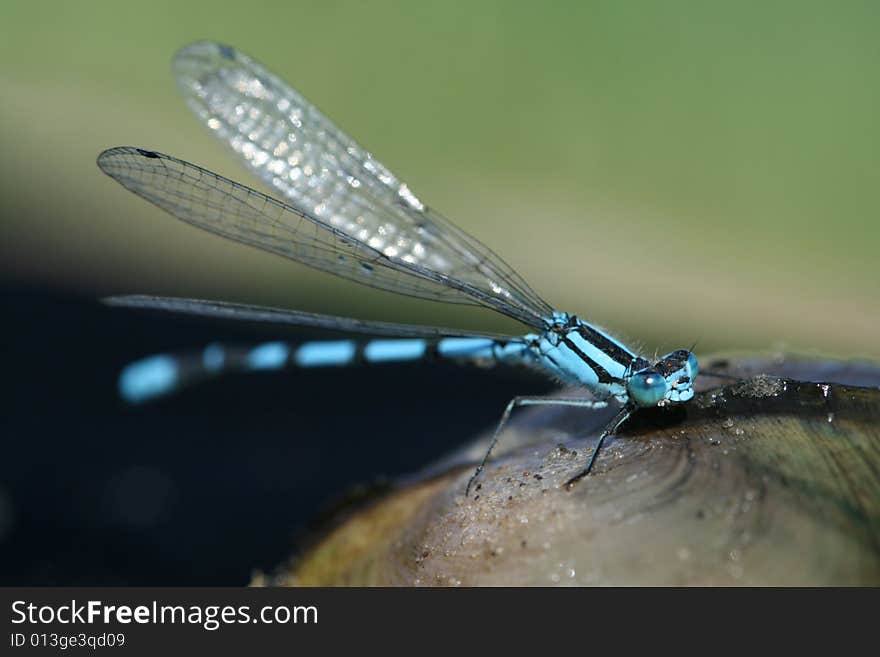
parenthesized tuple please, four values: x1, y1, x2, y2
(1, 0, 877, 359)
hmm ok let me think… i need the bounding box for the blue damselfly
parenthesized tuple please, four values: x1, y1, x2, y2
(99, 42, 713, 495)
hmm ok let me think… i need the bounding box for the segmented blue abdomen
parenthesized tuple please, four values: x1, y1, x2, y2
(119, 336, 534, 403)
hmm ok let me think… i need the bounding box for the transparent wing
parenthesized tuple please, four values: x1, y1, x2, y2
(170, 40, 554, 327)
(98, 146, 543, 326)
(104, 294, 515, 340)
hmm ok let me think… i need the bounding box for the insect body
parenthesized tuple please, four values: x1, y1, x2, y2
(98, 42, 699, 494)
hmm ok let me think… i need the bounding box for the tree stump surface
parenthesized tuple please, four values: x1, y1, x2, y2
(257, 353, 880, 586)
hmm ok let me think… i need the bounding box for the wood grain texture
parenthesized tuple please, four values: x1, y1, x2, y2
(260, 354, 880, 586)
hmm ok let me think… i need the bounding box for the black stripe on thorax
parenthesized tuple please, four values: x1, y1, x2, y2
(559, 334, 617, 384)
(573, 323, 637, 370)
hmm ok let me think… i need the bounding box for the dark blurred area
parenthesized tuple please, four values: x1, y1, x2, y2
(0, 283, 551, 584)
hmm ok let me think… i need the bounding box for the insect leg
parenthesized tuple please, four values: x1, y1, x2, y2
(466, 396, 609, 497)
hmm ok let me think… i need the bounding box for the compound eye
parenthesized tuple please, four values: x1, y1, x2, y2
(627, 369, 668, 406)
(686, 352, 699, 380)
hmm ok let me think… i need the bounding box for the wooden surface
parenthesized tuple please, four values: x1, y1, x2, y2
(259, 354, 880, 586)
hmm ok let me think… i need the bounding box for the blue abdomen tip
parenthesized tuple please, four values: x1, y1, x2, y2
(119, 355, 179, 403)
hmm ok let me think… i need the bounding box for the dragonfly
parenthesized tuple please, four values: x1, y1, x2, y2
(98, 41, 708, 496)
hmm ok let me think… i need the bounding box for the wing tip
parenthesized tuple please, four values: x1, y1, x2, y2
(101, 294, 155, 309)
(97, 146, 167, 175)
(173, 40, 237, 81)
